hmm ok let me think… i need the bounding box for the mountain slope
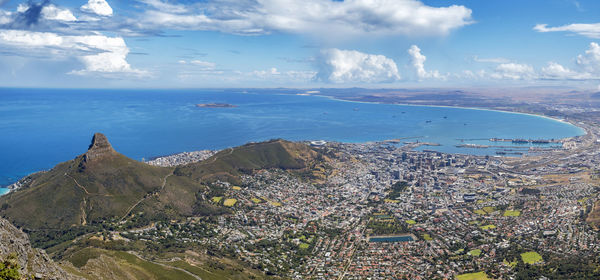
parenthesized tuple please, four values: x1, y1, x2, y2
(0, 133, 173, 230)
(0, 217, 79, 279)
(174, 139, 318, 184)
(0, 135, 319, 232)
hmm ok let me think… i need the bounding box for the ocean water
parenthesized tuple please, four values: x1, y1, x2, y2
(0, 88, 584, 187)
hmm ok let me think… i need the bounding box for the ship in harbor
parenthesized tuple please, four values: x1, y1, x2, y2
(489, 138, 553, 144)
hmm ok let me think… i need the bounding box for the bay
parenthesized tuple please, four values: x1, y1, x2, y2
(0, 88, 584, 186)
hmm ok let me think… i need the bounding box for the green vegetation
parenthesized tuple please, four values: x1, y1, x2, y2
(473, 209, 486, 215)
(503, 258, 517, 268)
(367, 215, 408, 235)
(480, 224, 496, 230)
(386, 181, 409, 200)
(223, 199, 237, 207)
(513, 255, 600, 279)
(164, 260, 264, 280)
(175, 139, 318, 185)
(503, 210, 521, 217)
(468, 249, 482, 257)
(0, 136, 327, 280)
(405, 219, 417, 225)
(455, 271, 490, 280)
(422, 233, 433, 241)
(482, 206, 496, 214)
(521, 251, 543, 264)
(0, 151, 173, 231)
(112, 251, 197, 280)
(0, 254, 21, 280)
(268, 201, 282, 207)
(68, 247, 102, 268)
(0, 137, 321, 249)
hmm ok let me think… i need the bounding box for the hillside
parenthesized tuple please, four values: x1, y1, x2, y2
(0, 217, 79, 279)
(174, 139, 319, 184)
(0, 133, 173, 230)
(0, 134, 320, 237)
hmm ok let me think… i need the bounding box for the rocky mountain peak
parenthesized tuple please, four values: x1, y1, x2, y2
(84, 133, 116, 162)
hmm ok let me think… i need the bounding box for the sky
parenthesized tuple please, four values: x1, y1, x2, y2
(0, 0, 599, 89)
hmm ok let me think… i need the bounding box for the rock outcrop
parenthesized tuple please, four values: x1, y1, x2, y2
(0, 218, 80, 279)
(84, 133, 116, 162)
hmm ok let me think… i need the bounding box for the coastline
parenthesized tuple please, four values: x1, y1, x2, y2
(1, 91, 587, 189)
(309, 94, 587, 137)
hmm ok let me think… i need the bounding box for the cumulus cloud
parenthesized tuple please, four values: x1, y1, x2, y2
(41, 4, 77, 21)
(407, 45, 443, 80)
(540, 62, 580, 79)
(81, 0, 113, 17)
(576, 42, 600, 74)
(0, 10, 11, 25)
(137, 0, 473, 37)
(316, 48, 400, 83)
(534, 23, 600, 39)
(539, 43, 600, 80)
(490, 63, 535, 80)
(4, 1, 77, 29)
(0, 29, 146, 76)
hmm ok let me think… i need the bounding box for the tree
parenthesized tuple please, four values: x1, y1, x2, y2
(0, 253, 21, 280)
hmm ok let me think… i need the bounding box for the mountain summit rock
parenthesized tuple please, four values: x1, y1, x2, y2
(84, 133, 116, 162)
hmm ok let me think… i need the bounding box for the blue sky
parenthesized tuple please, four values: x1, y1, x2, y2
(0, 0, 599, 89)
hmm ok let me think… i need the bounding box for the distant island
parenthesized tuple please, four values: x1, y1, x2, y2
(196, 103, 237, 108)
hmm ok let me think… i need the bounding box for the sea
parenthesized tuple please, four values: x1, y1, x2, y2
(0, 88, 585, 190)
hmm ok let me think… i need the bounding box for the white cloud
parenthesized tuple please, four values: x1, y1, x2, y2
(13, 3, 77, 22)
(317, 48, 400, 83)
(81, 0, 113, 17)
(0, 30, 146, 77)
(138, 0, 472, 37)
(0, 10, 12, 25)
(41, 4, 77, 22)
(190, 60, 216, 69)
(16, 3, 28, 13)
(490, 63, 535, 80)
(138, 0, 188, 14)
(251, 68, 281, 78)
(534, 23, 600, 39)
(539, 42, 600, 80)
(576, 42, 600, 74)
(407, 45, 443, 80)
(472, 56, 510, 64)
(541, 62, 580, 79)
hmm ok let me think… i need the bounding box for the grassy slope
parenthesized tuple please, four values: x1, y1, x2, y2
(0, 139, 319, 280)
(175, 139, 317, 185)
(0, 153, 172, 229)
(0, 139, 317, 230)
(64, 247, 266, 280)
(586, 200, 600, 229)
